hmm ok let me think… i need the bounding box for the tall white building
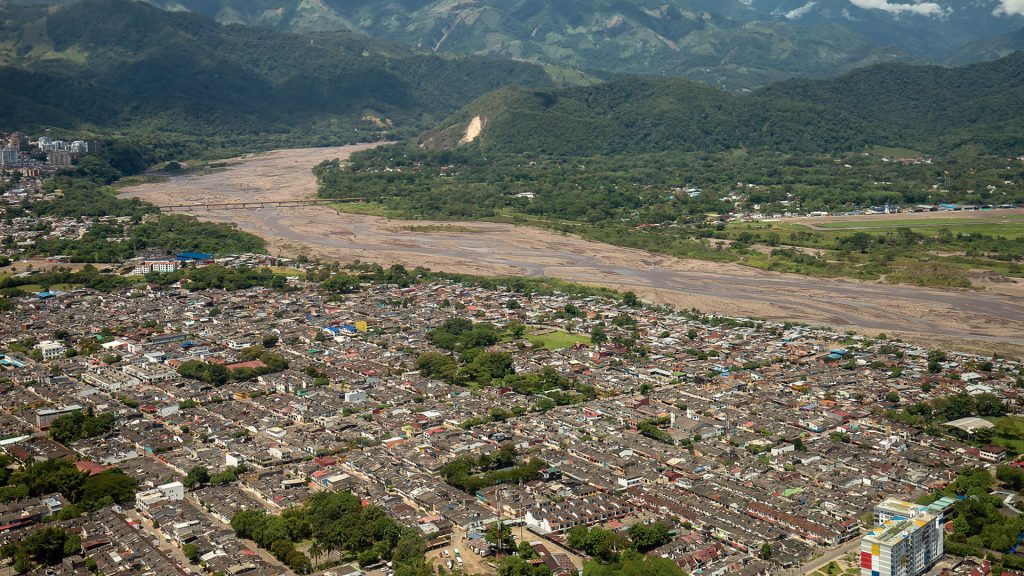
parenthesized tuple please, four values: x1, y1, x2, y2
(861, 499, 944, 576)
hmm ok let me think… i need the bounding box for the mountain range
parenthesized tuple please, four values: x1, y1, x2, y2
(1, 0, 1021, 159)
(423, 52, 1024, 156)
(0, 0, 583, 154)
(32, 0, 1020, 89)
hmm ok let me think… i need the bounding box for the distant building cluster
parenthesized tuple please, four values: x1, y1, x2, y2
(0, 130, 103, 173)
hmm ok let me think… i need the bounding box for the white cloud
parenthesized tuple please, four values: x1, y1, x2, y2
(848, 0, 950, 16)
(785, 1, 817, 19)
(995, 0, 1024, 16)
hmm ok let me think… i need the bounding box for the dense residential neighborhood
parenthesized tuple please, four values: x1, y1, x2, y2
(0, 263, 1021, 575)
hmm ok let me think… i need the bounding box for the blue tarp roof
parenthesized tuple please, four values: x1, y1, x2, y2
(36, 291, 56, 299)
(176, 252, 213, 260)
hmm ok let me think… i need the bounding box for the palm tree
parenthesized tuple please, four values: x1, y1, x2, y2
(322, 538, 336, 565)
(309, 539, 323, 569)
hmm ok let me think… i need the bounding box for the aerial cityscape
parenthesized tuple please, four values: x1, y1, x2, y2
(2, 1, 1024, 576)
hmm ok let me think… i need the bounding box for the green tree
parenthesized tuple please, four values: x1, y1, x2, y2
(628, 522, 671, 552)
(487, 522, 516, 554)
(183, 543, 200, 563)
(80, 469, 136, 505)
(499, 556, 551, 576)
(507, 321, 527, 340)
(622, 291, 641, 307)
(322, 274, 360, 293)
(185, 465, 210, 489)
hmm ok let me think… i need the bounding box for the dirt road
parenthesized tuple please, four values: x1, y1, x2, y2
(120, 145, 1024, 357)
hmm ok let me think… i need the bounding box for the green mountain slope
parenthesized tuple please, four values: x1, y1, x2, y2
(113, 0, 917, 89)
(946, 26, 1024, 67)
(423, 52, 1024, 156)
(0, 0, 577, 155)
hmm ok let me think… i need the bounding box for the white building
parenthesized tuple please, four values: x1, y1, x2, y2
(122, 363, 176, 383)
(344, 390, 367, 403)
(135, 481, 185, 511)
(130, 260, 180, 276)
(35, 340, 66, 361)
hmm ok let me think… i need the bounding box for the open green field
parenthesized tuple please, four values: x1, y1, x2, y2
(11, 283, 83, 292)
(984, 415, 1024, 453)
(268, 266, 305, 277)
(526, 329, 590, 350)
(721, 217, 1024, 287)
(329, 202, 400, 218)
(813, 217, 1024, 238)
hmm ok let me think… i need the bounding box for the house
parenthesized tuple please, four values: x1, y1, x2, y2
(35, 340, 66, 361)
(35, 404, 83, 429)
(136, 481, 185, 512)
(979, 446, 1007, 462)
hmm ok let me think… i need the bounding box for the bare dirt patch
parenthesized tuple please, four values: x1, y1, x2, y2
(461, 115, 484, 144)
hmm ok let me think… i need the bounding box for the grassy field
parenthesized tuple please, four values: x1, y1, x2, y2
(268, 266, 305, 277)
(733, 217, 1024, 238)
(983, 416, 1024, 453)
(113, 174, 169, 189)
(721, 215, 1024, 287)
(526, 329, 591, 350)
(12, 283, 83, 292)
(814, 218, 1024, 238)
(329, 202, 400, 218)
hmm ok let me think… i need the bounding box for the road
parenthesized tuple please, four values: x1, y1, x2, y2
(120, 145, 1024, 357)
(791, 537, 862, 575)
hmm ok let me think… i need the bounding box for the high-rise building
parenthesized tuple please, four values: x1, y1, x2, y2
(7, 132, 28, 150)
(860, 499, 944, 576)
(47, 151, 72, 167)
(0, 148, 17, 166)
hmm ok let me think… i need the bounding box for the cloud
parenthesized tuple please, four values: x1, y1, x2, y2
(785, 1, 817, 19)
(848, 0, 950, 16)
(995, 0, 1024, 16)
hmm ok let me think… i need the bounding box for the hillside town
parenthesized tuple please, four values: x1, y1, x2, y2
(0, 266, 1021, 576)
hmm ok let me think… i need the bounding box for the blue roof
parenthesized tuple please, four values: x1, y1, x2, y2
(36, 291, 56, 299)
(176, 252, 213, 260)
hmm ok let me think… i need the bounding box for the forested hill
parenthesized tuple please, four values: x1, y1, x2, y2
(0, 0, 579, 157)
(423, 52, 1024, 156)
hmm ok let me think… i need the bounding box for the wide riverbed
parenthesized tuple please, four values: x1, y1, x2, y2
(121, 145, 1024, 356)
